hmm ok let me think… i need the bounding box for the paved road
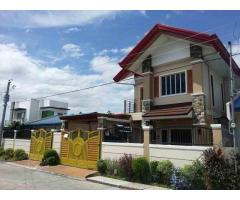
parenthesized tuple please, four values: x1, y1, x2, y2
(0, 162, 120, 190)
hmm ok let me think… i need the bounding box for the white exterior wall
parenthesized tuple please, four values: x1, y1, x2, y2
(52, 132, 62, 154)
(101, 142, 208, 167)
(101, 142, 144, 160)
(149, 144, 209, 167)
(2, 139, 210, 167)
(3, 139, 31, 153)
(2, 133, 61, 154)
(40, 99, 68, 109)
(10, 99, 69, 123)
(152, 39, 190, 67)
(29, 99, 40, 122)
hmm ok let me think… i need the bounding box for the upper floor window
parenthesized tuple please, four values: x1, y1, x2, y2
(161, 71, 186, 96)
(42, 110, 54, 119)
(16, 112, 23, 119)
(142, 55, 153, 73)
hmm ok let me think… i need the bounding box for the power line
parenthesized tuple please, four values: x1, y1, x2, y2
(12, 77, 134, 103)
(11, 52, 240, 104)
(9, 21, 239, 101)
(79, 21, 239, 71)
(8, 22, 240, 104)
(84, 24, 238, 71)
(11, 30, 240, 102)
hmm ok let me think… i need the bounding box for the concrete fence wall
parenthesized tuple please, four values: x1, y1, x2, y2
(101, 142, 144, 160)
(101, 142, 209, 167)
(3, 139, 31, 153)
(149, 144, 209, 167)
(2, 132, 61, 154)
(3, 138, 210, 167)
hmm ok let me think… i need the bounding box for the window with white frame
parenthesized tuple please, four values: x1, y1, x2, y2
(161, 71, 186, 96)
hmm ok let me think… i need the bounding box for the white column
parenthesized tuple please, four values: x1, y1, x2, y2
(142, 125, 153, 159)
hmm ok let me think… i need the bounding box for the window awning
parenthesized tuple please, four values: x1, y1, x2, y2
(143, 102, 192, 119)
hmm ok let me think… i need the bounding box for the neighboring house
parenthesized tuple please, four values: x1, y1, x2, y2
(25, 115, 62, 131)
(114, 24, 240, 147)
(9, 99, 69, 124)
(60, 112, 142, 143)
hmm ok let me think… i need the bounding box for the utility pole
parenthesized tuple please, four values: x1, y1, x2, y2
(0, 80, 11, 147)
(228, 41, 237, 173)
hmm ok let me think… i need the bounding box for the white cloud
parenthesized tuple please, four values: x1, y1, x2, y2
(97, 46, 134, 56)
(90, 55, 119, 81)
(165, 13, 171, 20)
(120, 46, 134, 54)
(0, 43, 133, 119)
(64, 27, 81, 34)
(139, 11, 147, 16)
(62, 43, 84, 58)
(0, 11, 120, 28)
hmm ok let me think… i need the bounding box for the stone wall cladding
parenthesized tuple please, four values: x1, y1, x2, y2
(142, 99, 153, 113)
(192, 94, 206, 124)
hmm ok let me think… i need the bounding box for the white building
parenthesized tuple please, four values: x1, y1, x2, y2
(9, 99, 69, 124)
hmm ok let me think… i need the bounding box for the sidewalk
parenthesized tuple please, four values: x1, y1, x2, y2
(7, 160, 97, 180)
(87, 176, 169, 190)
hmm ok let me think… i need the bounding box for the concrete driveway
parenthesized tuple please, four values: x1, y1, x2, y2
(0, 161, 120, 190)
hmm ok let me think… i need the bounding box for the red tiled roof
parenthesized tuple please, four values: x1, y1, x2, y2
(113, 24, 240, 82)
(143, 102, 192, 118)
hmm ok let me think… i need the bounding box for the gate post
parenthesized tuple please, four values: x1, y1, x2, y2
(211, 124, 223, 147)
(142, 124, 153, 160)
(52, 129, 61, 154)
(13, 130, 17, 150)
(97, 117, 107, 159)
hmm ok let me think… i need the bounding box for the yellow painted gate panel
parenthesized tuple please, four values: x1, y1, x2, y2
(29, 129, 53, 161)
(60, 129, 101, 169)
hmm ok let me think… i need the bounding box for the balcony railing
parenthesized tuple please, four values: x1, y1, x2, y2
(123, 99, 142, 113)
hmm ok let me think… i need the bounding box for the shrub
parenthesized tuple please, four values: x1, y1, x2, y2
(41, 149, 60, 166)
(97, 159, 107, 175)
(4, 148, 14, 160)
(202, 147, 240, 189)
(118, 154, 134, 180)
(156, 160, 174, 185)
(14, 149, 28, 161)
(0, 147, 5, 157)
(180, 160, 206, 189)
(105, 159, 119, 176)
(132, 157, 151, 184)
(46, 156, 58, 166)
(150, 161, 159, 182)
(171, 167, 190, 190)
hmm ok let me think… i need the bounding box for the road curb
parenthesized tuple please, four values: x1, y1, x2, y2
(5, 161, 86, 181)
(86, 176, 168, 190)
(86, 178, 137, 190)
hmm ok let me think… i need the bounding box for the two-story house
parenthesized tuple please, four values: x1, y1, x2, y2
(114, 24, 240, 147)
(9, 99, 69, 124)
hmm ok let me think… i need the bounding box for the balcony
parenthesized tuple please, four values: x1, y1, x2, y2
(123, 99, 142, 113)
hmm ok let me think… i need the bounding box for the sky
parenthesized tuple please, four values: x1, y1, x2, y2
(1, 10, 240, 120)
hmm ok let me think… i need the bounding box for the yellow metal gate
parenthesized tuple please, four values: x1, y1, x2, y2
(60, 129, 101, 169)
(29, 129, 53, 161)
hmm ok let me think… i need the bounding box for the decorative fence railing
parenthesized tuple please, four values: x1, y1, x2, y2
(3, 129, 31, 139)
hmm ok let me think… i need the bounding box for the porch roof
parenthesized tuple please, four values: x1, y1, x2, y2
(143, 102, 192, 118)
